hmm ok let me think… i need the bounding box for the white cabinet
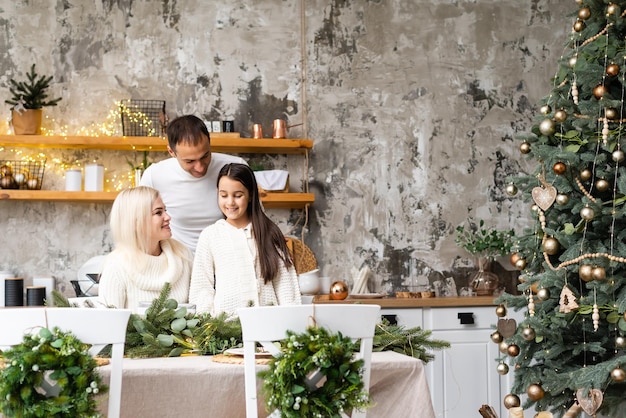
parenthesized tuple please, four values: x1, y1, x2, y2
(381, 305, 522, 418)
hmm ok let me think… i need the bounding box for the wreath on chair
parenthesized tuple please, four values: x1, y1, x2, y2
(258, 326, 372, 418)
(0, 327, 107, 418)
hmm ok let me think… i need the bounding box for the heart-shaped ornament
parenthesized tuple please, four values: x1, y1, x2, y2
(532, 185, 557, 211)
(497, 318, 517, 338)
(576, 388, 603, 416)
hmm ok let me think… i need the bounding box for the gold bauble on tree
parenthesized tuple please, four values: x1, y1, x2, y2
(527, 383, 545, 401)
(595, 178, 610, 192)
(556, 193, 570, 205)
(515, 257, 527, 271)
(510, 253, 521, 267)
(543, 237, 560, 255)
(612, 149, 625, 163)
(607, 3, 618, 16)
(520, 141, 531, 154)
(580, 206, 595, 221)
(522, 326, 536, 341)
(539, 104, 552, 115)
(579, 264, 593, 281)
(593, 84, 607, 99)
(553, 162, 567, 175)
(578, 6, 591, 20)
(496, 362, 509, 375)
(496, 304, 508, 317)
(607, 63, 620, 77)
(503, 394, 521, 409)
(591, 266, 606, 280)
(539, 118, 556, 136)
(505, 183, 518, 196)
(580, 168, 592, 181)
(605, 107, 618, 120)
(491, 331, 504, 344)
(611, 367, 626, 382)
(507, 344, 520, 357)
(573, 19, 586, 32)
(499, 341, 509, 354)
(616, 335, 626, 348)
(329, 281, 349, 300)
(554, 109, 567, 123)
(537, 287, 550, 301)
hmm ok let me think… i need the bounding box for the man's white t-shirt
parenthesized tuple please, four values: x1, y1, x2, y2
(140, 153, 246, 253)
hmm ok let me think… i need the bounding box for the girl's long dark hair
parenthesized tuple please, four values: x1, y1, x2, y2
(218, 163, 293, 283)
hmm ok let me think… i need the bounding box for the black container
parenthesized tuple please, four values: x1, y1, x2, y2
(5, 277, 24, 306)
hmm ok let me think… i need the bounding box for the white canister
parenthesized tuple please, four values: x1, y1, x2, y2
(65, 168, 82, 191)
(0, 270, 15, 307)
(84, 164, 104, 192)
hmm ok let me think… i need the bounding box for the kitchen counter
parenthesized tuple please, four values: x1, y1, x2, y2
(313, 295, 499, 308)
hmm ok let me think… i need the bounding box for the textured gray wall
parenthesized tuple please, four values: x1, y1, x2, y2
(0, 0, 569, 297)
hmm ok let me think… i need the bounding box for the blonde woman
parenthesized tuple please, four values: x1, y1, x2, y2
(99, 186, 195, 313)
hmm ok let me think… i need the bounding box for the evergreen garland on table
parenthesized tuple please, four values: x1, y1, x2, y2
(258, 326, 371, 418)
(0, 327, 106, 418)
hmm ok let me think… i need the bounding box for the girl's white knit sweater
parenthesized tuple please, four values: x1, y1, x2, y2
(190, 219, 301, 316)
(99, 240, 193, 313)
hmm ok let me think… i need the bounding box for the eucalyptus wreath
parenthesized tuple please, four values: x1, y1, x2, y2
(0, 327, 106, 418)
(258, 326, 372, 418)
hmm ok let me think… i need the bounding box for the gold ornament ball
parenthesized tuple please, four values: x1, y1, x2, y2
(607, 3, 618, 16)
(573, 19, 586, 32)
(496, 304, 508, 317)
(553, 162, 567, 175)
(607, 63, 620, 77)
(591, 266, 606, 280)
(522, 326, 536, 341)
(596, 178, 610, 192)
(580, 169, 592, 181)
(503, 394, 521, 409)
(491, 331, 504, 344)
(579, 264, 593, 282)
(496, 362, 509, 375)
(556, 193, 569, 205)
(569, 56, 577, 67)
(507, 344, 520, 357)
(515, 258, 527, 271)
(539, 104, 552, 115)
(612, 150, 625, 163)
(537, 288, 550, 301)
(611, 367, 626, 382)
(580, 206, 595, 221)
(520, 141, 531, 154)
(616, 335, 626, 348)
(554, 109, 568, 123)
(606, 107, 618, 120)
(527, 383, 545, 401)
(578, 6, 591, 20)
(505, 183, 518, 196)
(539, 118, 556, 136)
(499, 341, 509, 354)
(543, 237, 560, 255)
(510, 253, 521, 267)
(329, 281, 349, 300)
(593, 84, 607, 99)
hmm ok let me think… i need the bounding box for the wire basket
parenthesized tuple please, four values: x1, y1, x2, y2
(119, 99, 167, 137)
(0, 159, 46, 190)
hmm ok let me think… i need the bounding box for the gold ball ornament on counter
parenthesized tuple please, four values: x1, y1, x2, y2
(554, 109, 568, 123)
(611, 367, 626, 382)
(495, 304, 507, 317)
(556, 193, 570, 205)
(519, 141, 531, 154)
(607, 63, 620, 77)
(503, 393, 521, 409)
(505, 183, 518, 196)
(328, 281, 349, 300)
(539, 118, 556, 136)
(507, 344, 520, 357)
(553, 162, 567, 175)
(543, 237, 560, 255)
(496, 362, 509, 375)
(578, 6, 591, 20)
(527, 383, 545, 401)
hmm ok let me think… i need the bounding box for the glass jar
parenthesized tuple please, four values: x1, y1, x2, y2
(470, 257, 499, 296)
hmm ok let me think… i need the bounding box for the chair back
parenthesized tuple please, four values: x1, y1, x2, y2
(238, 304, 381, 418)
(0, 307, 131, 418)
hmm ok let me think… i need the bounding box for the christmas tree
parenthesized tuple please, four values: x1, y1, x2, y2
(498, 1, 626, 417)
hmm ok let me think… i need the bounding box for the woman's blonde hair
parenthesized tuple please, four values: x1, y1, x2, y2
(109, 186, 190, 262)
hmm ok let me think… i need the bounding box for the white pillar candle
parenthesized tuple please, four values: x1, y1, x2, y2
(84, 163, 104, 191)
(65, 168, 82, 191)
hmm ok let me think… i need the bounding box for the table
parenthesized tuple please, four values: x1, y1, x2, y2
(98, 351, 435, 418)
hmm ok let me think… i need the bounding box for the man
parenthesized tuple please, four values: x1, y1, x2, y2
(140, 114, 246, 252)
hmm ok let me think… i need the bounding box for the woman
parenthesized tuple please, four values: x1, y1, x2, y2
(190, 163, 301, 316)
(99, 186, 194, 313)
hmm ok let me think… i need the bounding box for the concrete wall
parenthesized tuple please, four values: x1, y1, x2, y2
(0, 0, 570, 297)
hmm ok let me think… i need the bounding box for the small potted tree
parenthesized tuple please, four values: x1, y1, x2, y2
(5, 64, 62, 135)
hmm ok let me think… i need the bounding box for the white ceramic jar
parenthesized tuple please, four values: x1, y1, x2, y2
(298, 269, 320, 295)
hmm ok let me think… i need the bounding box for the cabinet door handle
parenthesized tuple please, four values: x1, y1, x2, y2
(458, 312, 475, 325)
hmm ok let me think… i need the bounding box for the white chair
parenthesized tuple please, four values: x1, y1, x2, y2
(238, 304, 381, 418)
(0, 307, 131, 418)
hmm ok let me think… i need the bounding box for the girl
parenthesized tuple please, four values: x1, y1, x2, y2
(190, 163, 301, 316)
(99, 186, 195, 313)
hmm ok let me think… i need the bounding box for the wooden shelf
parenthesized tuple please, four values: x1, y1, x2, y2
(0, 134, 313, 154)
(0, 189, 314, 208)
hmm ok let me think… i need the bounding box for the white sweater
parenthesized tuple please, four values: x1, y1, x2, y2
(99, 240, 193, 313)
(190, 220, 302, 317)
(139, 153, 247, 253)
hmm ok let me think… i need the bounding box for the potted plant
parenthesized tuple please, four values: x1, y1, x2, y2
(5, 64, 62, 135)
(455, 218, 515, 295)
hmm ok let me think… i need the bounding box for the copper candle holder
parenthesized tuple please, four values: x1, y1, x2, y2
(252, 123, 263, 139)
(272, 119, 287, 139)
